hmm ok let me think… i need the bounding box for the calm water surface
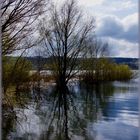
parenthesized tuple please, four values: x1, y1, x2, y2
(3, 81, 138, 140)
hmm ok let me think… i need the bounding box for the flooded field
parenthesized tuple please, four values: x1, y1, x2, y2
(3, 80, 138, 140)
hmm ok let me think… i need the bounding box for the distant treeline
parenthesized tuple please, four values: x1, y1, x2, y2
(4, 56, 138, 70)
(110, 58, 138, 70)
(23, 56, 138, 70)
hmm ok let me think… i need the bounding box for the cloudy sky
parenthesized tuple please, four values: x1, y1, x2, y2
(25, 0, 138, 58)
(77, 0, 138, 58)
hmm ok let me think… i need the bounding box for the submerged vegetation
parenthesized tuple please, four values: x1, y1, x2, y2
(2, 56, 133, 93)
(81, 58, 133, 83)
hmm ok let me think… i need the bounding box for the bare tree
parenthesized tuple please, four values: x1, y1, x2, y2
(1, 0, 49, 55)
(40, 0, 95, 87)
(85, 37, 109, 58)
(81, 37, 109, 82)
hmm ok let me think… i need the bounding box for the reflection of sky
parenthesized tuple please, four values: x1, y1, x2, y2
(91, 121, 138, 140)
(11, 105, 43, 139)
(88, 82, 138, 140)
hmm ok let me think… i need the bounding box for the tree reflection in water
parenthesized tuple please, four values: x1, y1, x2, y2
(3, 82, 128, 140)
(43, 85, 72, 140)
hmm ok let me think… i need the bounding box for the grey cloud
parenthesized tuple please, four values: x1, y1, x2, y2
(123, 24, 138, 43)
(97, 16, 123, 37)
(96, 16, 138, 43)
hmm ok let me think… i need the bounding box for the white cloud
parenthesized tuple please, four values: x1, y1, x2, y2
(122, 13, 138, 29)
(121, 0, 136, 9)
(106, 37, 138, 58)
(82, 0, 138, 21)
(78, 0, 105, 6)
(52, 0, 105, 7)
(108, 0, 137, 11)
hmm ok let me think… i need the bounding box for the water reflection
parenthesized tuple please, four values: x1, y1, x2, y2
(3, 81, 138, 140)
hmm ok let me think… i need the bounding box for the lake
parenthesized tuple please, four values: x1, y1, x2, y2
(3, 80, 139, 140)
